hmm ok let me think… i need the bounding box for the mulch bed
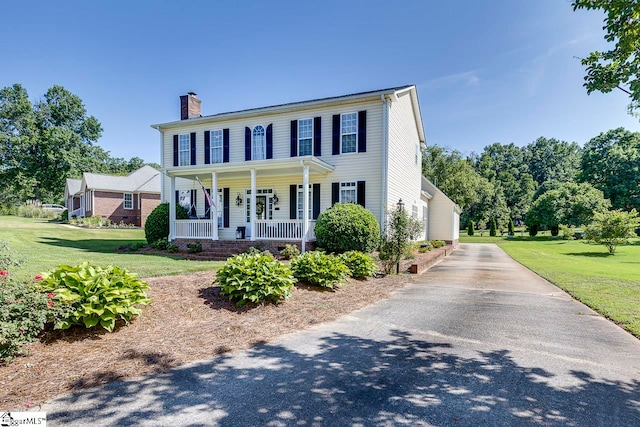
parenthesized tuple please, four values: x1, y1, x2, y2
(0, 260, 432, 411)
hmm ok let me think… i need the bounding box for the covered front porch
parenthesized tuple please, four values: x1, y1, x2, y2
(167, 157, 334, 251)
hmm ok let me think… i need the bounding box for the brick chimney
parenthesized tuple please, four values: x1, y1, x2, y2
(180, 92, 201, 120)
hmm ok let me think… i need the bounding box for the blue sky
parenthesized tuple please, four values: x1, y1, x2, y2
(2, 0, 639, 164)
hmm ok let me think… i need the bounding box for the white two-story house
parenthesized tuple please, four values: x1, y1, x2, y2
(151, 86, 460, 252)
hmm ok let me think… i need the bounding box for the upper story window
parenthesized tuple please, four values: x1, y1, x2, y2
(298, 119, 313, 156)
(341, 113, 357, 154)
(252, 125, 266, 160)
(123, 193, 133, 210)
(178, 134, 190, 166)
(210, 129, 223, 163)
(340, 181, 357, 203)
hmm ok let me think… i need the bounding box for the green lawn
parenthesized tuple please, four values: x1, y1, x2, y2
(463, 232, 640, 337)
(0, 216, 223, 281)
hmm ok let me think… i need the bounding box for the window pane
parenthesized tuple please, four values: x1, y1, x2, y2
(299, 138, 312, 156)
(341, 113, 357, 133)
(179, 134, 190, 166)
(211, 130, 223, 163)
(340, 182, 356, 204)
(252, 126, 265, 160)
(341, 134, 356, 153)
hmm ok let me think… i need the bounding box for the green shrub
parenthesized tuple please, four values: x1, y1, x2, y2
(279, 244, 300, 260)
(315, 203, 380, 253)
(38, 262, 151, 332)
(489, 219, 497, 236)
(0, 204, 16, 216)
(215, 252, 295, 307)
(559, 224, 573, 240)
(291, 251, 350, 289)
(150, 237, 169, 250)
(586, 209, 640, 254)
(467, 221, 474, 236)
(166, 243, 179, 253)
(188, 241, 203, 254)
(245, 246, 273, 257)
(508, 219, 515, 235)
(418, 241, 433, 253)
(145, 203, 189, 245)
(528, 224, 539, 237)
(430, 240, 446, 248)
(0, 279, 67, 363)
(0, 241, 25, 271)
(339, 251, 378, 279)
(378, 205, 423, 274)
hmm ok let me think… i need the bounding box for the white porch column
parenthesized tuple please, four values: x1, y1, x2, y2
(169, 175, 176, 240)
(211, 172, 218, 240)
(302, 164, 310, 253)
(250, 168, 256, 241)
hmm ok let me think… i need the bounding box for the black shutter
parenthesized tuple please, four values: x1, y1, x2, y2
(332, 114, 340, 155)
(223, 188, 230, 228)
(204, 189, 211, 219)
(290, 120, 298, 157)
(245, 127, 251, 161)
(358, 110, 367, 153)
(289, 184, 297, 219)
(175, 190, 179, 206)
(173, 135, 178, 166)
(313, 183, 320, 219)
(223, 128, 230, 163)
(204, 131, 211, 164)
(313, 117, 321, 156)
(190, 132, 197, 165)
(190, 189, 197, 216)
(357, 181, 366, 207)
(266, 124, 273, 159)
(332, 182, 339, 205)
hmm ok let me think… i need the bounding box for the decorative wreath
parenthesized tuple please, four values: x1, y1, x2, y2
(256, 201, 265, 216)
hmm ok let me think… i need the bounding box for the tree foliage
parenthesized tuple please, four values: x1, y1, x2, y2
(572, 0, 640, 117)
(585, 209, 640, 254)
(523, 137, 582, 186)
(525, 182, 611, 230)
(579, 127, 640, 210)
(378, 205, 422, 274)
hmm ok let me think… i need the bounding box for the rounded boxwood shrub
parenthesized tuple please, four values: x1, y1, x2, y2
(145, 203, 189, 245)
(339, 251, 378, 279)
(291, 251, 350, 289)
(314, 203, 380, 253)
(215, 252, 295, 307)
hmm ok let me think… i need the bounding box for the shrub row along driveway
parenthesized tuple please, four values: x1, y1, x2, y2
(42, 244, 640, 426)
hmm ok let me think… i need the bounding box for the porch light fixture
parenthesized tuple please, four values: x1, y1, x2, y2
(235, 193, 243, 207)
(272, 192, 279, 206)
(397, 199, 405, 211)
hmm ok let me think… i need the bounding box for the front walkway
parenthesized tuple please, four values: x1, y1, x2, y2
(41, 244, 640, 426)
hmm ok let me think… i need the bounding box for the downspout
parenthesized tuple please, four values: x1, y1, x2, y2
(380, 94, 390, 226)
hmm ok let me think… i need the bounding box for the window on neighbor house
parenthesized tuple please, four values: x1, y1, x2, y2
(340, 181, 357, 203)
(252, 125, 266, 160)
(210, 129, 223, 163)
(178, 134, 190, 166)
(341, 113, 357, 154)
(297, 184, 313, 219)
(298, 118, 313, 156)
(123, 193, 133, 210)
(412, 204, 418, 219)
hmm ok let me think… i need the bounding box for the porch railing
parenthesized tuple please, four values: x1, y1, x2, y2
(69, 207, 84, 219)
(175, 219, 214, 239)
(254, 220, 316, 241)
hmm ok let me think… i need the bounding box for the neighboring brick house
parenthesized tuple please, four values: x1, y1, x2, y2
(65, 166, 161, 227)
(151, 87, 461, 250)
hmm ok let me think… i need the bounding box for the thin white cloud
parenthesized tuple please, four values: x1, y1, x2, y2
(419, 70, 481, 90)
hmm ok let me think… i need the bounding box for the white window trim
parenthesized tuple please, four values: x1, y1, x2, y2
(252, 125, 266, 160)
(340, 112, 358, 154)
(210, 129, 223, 164)
(123, 193, 133, 210)
(339, 181, 357, 204)
(217, 189, 223, 228)
(297, 184, 313, 219)
(178, 133, 190, 166)
(298, 118, 313, 157)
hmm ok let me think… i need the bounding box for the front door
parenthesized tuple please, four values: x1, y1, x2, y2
(245, 189, 274, 237)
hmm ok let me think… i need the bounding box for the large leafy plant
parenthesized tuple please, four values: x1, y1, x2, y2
(215, 252, 295, 307)
(339, 251, 378, 279)
(315, 203, 380, 253)
(38, 262, 151, 332)
(291, 251, 350, 289)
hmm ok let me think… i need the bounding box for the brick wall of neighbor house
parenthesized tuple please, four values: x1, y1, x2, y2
(140, 193, 161, 228)
(92, 191, 141, 226)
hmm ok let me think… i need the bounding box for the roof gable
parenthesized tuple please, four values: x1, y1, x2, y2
(81, 166, 161, 193)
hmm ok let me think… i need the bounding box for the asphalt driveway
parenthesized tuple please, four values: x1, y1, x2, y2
(42, 243, 640, 426)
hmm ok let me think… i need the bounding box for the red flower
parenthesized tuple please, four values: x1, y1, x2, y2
(0, 270, 7, 276)
(35, 274, 43, 280)
(19, 329, 24, 335)
(47, 292, 55, 299)
(47, 301, 54, 307)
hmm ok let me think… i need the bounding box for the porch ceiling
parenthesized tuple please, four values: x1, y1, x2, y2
(165, 156, 335, 180)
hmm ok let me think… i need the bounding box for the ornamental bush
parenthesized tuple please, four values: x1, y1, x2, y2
(467, 221, 474, 236)
(279, 244, 300, 260)
(489, 219, 497, 236)
(291, 251, 350, 289)
(585, 209, 640, 254)
(38, 262, 151, 332)
(508, 219, 515, 236)
(215, 252, 295, 306)
(315, 203, 380, 253)
(144, 203, 189, 245)
(339, 251, 378, 279)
